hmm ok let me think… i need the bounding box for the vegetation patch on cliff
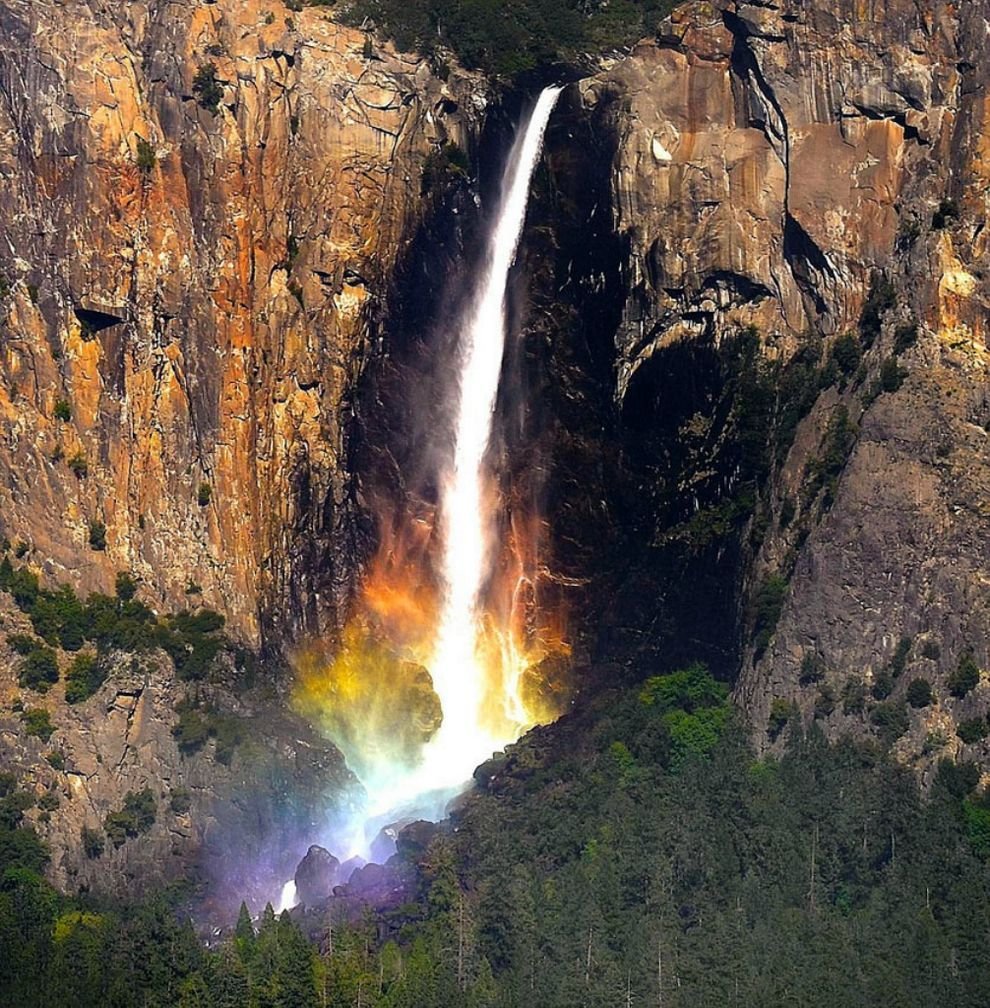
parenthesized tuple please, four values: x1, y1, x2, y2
(339, 0, 677, 76)
(0, 555, 229, 687)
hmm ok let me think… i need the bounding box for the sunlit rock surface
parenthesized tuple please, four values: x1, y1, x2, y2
(0, 0, 487, 647)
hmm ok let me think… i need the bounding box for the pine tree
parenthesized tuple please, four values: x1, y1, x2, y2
(176, 972, 211, 1008)
(210, 943, 251, 1008)
(272, 913, 318, 1008)
(235, 901, 257, 964)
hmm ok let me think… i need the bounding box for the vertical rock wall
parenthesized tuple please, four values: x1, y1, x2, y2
(0, 0, 486, 647)
(544, 0, 990, 768)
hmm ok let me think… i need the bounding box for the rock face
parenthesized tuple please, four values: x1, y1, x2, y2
(0, 591, 356, 906)
(3, 0, 990, 903)
(584, 0, 981, 379)
(542, 0, 990, 771)
(0, 0, 486, 647)
(294, 844, 339, 907)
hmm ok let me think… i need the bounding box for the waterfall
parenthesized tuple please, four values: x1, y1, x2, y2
(420, 85, 562, 783)
(280, 88, 562, 890)
(365, 85, 562, 817)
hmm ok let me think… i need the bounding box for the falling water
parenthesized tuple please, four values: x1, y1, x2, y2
(340, 85, 562, 827)
(282, 88, 562, 890)
(275, 879, 297, 915)
(403, 84, 562, 800)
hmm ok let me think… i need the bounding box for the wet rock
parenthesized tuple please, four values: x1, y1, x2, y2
(370, 826, 401, 864)
(348, 861, 386, 895)
(473, 753, 509, 791)
(336, 856, 366, 886)
(395, 820, 437, 861)
(294, 845, 340, 907)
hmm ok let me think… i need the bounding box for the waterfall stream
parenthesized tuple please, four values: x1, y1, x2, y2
(384, 84, 562, 807)
(279, 87, 560, 909)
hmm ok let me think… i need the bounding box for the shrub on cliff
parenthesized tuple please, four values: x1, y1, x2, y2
(67, 452, 88, 478)
(768, 697, 795, 740)
(805, 405, 858, 509)
(88, 520, 106, 551)
(169, 788, 192, 815)
(0, 558, 230, 687)
(421, 142, 471, 195)
(870, 700, 909, 744)
(104, 788, 156, 847)
(878, 356, 907, 395)
(0, 559, 40, 608)
(162, 613, 225, 681)
(799, 653, 825, 685)
(18, 646, 58, 693)
(893, 322, 919, 354)
(192, 63, 223, 114)
(81, 826, 104, 859)
(871, 670, 894, 700)
(957, 719, 988, 744)
(0, 775, 48, 876)
(172, 700, 244, 764)
(950, 652, 980, 699)
(21, 708, 54, 742)
(7, 633, 38, 656)
(135, 137, 156, 173)
(932, 198, 960, 230)
(906, 677, 932, 708)
(830, 332, 862, 376)
(752, 574, 788, 656)
(114, 571, 138, 602)
(30, 584, 86, 651)
(64, 652, 106, 705)
(842, 676, 868, 714)
(890, 636, 912, 677)
(172, 703, 210, 754)
(859, 273, 896, 348)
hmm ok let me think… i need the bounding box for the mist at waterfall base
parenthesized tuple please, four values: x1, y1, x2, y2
(280, 88, 568, 908)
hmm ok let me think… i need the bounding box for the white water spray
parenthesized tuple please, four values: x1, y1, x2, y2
(275, 879, 297, 915)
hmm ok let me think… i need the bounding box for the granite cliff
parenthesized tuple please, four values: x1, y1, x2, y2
(0, 0, 485, 647)
(534, 0, 990, 776)
(2, 0, 990, 899)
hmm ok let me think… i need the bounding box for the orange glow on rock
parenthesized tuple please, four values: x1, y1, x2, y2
(291, 493, 570, 803)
